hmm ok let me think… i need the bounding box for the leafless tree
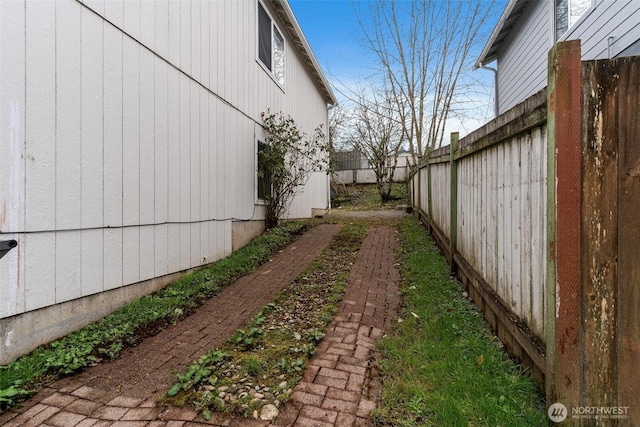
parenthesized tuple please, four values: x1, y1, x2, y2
(353, 0, 499, 161)
(348, 88, 404, 202)
(328, 105, 346, 150)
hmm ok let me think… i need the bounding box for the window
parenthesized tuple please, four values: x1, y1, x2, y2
(257, 141, 271, 201)
(258, 2, 285, 86)
(555, 0, 591, 40)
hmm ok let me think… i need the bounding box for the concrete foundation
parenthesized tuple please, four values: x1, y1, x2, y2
(0, 269, 189, 365)
(232, 220, 266, 251)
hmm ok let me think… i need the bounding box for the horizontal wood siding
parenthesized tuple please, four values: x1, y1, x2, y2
(0, 0, 329, 326)
(497, 0, 551, 114)
(495, 0, 639, 112)
(560, 0, 640, 59)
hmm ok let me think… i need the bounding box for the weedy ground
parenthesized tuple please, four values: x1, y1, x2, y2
(370, 216, 547, 426)
(331, 182, 407, 210)
(162, 222, 368, 420)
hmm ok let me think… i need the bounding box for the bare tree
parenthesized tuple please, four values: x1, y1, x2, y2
(348, 88, 404, 202)
(328, 104, 349, 153)
(354, 0, 498, 161)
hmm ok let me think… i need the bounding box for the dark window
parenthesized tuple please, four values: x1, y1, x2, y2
(258, 3, 272, 70)
(257, 142, 270, 201)
(555, 0, 568, 39)
(257, 2, 285, 86)
(555, 0, 591, 40)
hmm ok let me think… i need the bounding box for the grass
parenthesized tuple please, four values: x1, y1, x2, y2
(371, 216, 547, 426)
(332, 182, 408, 210)
(164, 222, 368, 419)
(0, 220, 311, 412)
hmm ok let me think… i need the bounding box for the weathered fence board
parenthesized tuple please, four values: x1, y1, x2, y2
(581, 58, 619, 412)
(616, 57, 640, 425)
(579, 56, 640, 423)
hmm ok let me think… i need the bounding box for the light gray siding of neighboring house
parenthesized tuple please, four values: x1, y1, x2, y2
(0, 0, 333, 364)
(559, 0, 640, 60)
(489, 0, 640, 115)
(496, 1, 551, 115)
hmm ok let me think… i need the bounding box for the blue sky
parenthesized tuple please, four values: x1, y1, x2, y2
(288, 1, 372, 83)
(289, 0, 509, 134)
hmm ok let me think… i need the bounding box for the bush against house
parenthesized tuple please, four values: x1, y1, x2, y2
(260, 111, 330, 228)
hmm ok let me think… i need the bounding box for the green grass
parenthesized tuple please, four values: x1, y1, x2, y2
(332, 183, 408, 210)
(371, 216, 547, 427)
(0, 220, 311, 412)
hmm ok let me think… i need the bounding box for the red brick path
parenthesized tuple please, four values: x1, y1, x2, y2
(0, 224, 401, 427)
(275, 226, 400, 427)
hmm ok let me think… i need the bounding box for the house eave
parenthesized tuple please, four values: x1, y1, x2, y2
(269, 0, 337, 105)
(475, 0, 528, 68)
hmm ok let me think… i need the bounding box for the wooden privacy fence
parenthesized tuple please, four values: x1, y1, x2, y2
(410, 41, 639, 424)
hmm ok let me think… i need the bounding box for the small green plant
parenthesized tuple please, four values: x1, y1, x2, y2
(167, 351, 229, 397)
(0, 386, 27, 405)
(309, 330, 325, 343)
(230, 327, 264, 349)
(242, 356, 263, 376)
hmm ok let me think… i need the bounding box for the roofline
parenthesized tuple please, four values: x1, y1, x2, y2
(269, 0, 337, 105)
(474, 0, 521, 68)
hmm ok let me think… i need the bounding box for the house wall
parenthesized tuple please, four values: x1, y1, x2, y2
(496, 0, 640, 114)
(0, 0, 330, 364)
(559, 0, 640, 59)
(496, 0, 551, 114)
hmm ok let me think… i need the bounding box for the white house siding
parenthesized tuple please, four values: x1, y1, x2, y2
(496, 0, 551, 114)
(559, 0, 640, 59)
(0, 0, 331, 363)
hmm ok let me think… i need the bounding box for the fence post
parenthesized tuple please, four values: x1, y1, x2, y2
(546, 40, 582, 415)
(449, 132, 459, 272)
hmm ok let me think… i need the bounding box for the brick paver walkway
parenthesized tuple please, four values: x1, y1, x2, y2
(0, 223, 401, 427)
(275, 226, 400, 427)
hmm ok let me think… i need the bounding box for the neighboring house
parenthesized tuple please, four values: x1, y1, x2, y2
(0, 0, 336, 364)
(475, 0, 640, 115)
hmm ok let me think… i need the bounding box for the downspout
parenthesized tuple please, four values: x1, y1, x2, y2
(479, 65, 499, 118)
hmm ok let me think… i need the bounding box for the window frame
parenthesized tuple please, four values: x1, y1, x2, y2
(554, 0, 593, 41)
(257, 1, 286, 89)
